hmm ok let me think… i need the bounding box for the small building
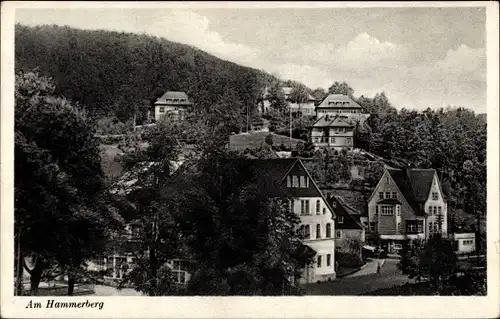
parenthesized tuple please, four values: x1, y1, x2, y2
(154, 91, 192, 122)
(449, 233, 476, 254)
(327, 195, 365, 256)
(258, 86, 316, 116)
(367, 167, 448, 253)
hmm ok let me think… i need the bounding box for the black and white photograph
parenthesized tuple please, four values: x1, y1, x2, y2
(1, 1, 499, 318)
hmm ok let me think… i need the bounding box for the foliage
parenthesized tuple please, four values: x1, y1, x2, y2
(328, 81, 354, 97)
(398, 236, 458, 290)
(15, 71, 123, 295)
(335, 252, 364, 268)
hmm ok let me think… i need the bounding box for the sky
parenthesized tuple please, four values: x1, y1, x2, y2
(15, 6, 487, 112)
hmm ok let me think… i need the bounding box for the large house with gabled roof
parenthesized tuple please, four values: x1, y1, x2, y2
(367, 166, 448, 253)
(311, 94, 370, 150)
(310, 114, 356, 150)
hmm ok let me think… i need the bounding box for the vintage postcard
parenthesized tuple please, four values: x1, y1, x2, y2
(1, 1, 499, 318)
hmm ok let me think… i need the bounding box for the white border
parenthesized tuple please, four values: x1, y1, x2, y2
(1, 2, 499, 318)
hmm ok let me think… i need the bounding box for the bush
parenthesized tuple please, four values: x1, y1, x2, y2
(336, 252, 364, 268)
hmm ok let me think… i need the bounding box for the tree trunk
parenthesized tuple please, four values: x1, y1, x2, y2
(149, 244, 158, 296)
(67, 276, 75, 296)
(28, 262, 43, 296)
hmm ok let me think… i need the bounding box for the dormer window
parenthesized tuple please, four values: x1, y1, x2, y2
(338, 216, 344, 224)
(432, 192, 439, 200)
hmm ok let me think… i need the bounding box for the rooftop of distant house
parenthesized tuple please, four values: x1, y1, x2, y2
(261, 86, 316, 101)
(155, 91, 192, 105)
(316, 94, 364, 110)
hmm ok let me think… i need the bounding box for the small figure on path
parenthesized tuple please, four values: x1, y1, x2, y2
(377, 262, 381, 273)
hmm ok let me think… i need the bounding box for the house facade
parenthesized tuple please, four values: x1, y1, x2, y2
(367, 167, 448, 253)
(310, 115, 355, 150)
(252, 158, 337, 283)
(310, 94, 370, 150)
(449, 233, 476, 254)
(154, 91, 192, 122)
(327, 195, 365, 256)
(258, 86, 316, 117)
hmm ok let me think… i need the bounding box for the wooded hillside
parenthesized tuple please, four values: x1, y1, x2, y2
(15, 24, 280, 123)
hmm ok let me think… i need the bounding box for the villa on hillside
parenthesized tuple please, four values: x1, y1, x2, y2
(367, 166, 448, 253)
(153, 91, 192, 122)
(310, 94, 370, 150)
(258, 86, 316, 116)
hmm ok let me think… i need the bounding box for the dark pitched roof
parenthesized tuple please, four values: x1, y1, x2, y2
(316, 94, 363, 110)
(155, 91, 192, 105)
(312, 114, 355, 128)
(387, 168, 437, 216)
(327, 195, 363, 230)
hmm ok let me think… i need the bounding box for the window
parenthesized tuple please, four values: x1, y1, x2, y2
(428, 206, 433, 215)
(293, 176, 299, 187)
(385, 192, 390, 199)
(433, 223, 438, 231)
(433, 206, 437, 215)
(317, 255, 322, 268)
(432, 192, 439, 200)
(338, 216, 344, 224)
(396, 205, 401, 216)
(326, 223, 331, 238)
(407, 224, 417, 232)
(300, 200, 310, 215)
(379, 192, 384, 199)
(171, 260, 190, 284)
(287, 176, 291, 187)
(346, 137, 352, 145)
(326, 254, 331, 267)
(437, 206, 442, 215)
(316, 200, 321, 214)
(392, 192, 397, 199)
(322, 208, 326, 215)
(386, 177, 390, 184)
(330, 137, 336, 144)
(375, 206, 379, 215)
(316, 224, 321, 239)
(397, 222, 401, 232)
(300, 176, 306, 188)
(417, 223, 423, 233)
(336, 230, 342, 238)
(289, 199, 294, 213)
(429, 222, 433, 234)
(303, 225, 310, 239)
(369, 222, 376, 231)
(159, 106, 165, 113)
(305, 177, 310, 188)
(381, 206, 394, 215)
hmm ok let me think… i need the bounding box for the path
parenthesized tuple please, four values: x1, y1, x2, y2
(345, 258, 385, 278)
(304, 259, 412, 295)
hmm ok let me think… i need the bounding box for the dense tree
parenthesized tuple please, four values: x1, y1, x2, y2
(398, 236, 458, 292)
(311, 88, 327, 104)
(289, 86, 310, 117)
(15, 71, 123, 295)
(328, 81, 354, 97)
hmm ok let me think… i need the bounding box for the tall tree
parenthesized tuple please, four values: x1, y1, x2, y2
(328, 81, 354, 97)
(15, 71, 123, 295)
